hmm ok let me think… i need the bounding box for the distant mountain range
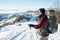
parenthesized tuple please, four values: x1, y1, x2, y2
(0, 10, 38, 21)
(26, 10, 38, 13)
(0, 14, 9, 21)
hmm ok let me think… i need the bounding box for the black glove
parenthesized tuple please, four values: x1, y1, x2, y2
(29, 24, 34, 27)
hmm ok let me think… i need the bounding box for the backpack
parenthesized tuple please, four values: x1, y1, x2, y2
(40, 10, 58, 35)
(47, 10, 58, 34)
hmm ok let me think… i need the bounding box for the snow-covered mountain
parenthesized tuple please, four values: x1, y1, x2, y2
(0, 14, 9, 21)
(0, 11, 60, 40)
(0, 21, 60, 40)
(0, 11, 38, 27)
(0, 10, 38, 21)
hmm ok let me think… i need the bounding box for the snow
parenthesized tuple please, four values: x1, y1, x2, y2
(0, 21, 60, 40)
(48, 24, 60, 40)
(0, 13, 60, 40)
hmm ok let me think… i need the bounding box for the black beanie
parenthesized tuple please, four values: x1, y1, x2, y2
(39, 8, 45, 14)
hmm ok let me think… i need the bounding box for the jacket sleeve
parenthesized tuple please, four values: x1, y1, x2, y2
(31, 17, 46, 29)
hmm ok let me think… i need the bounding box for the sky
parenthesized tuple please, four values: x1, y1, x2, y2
(0, 0, 57, 13)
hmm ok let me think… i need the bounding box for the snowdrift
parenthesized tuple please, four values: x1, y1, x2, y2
(0, 22, 60, 40)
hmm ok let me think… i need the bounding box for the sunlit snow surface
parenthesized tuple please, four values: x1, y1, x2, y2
(0, 22, 60, 40)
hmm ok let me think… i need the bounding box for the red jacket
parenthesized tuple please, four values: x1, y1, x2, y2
(31, 15, 49, 36)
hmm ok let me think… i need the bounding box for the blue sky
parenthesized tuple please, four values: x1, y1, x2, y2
(0, 0, 57, 12)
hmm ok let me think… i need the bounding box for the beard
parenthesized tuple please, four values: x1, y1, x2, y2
(38, 14, 45, 18)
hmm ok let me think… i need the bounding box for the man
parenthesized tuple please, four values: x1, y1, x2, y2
(29, 8, 49, 40)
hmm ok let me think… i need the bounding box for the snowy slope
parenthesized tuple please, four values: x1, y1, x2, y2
(0, 21, 60, 40)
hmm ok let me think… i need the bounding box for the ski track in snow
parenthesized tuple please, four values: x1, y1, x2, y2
(0, 22, 60, 40)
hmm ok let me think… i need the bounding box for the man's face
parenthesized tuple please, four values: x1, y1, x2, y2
(38, 10, 41, 15)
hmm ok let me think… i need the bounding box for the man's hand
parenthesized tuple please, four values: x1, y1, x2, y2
(29, 24, 34, 27)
